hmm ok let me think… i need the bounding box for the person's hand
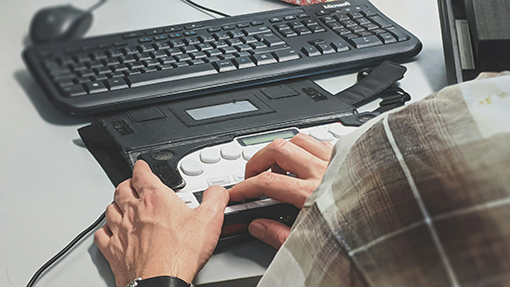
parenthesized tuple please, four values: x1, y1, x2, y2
(94, 160, 229, 287)
(228, 133, 332, 249)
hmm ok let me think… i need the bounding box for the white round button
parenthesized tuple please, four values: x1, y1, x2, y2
(242, 146, 263, 161)
(309, 128, 334, 142)
(200, 147, 220, 164)
(221, 144, 242, 160)
(328, 123, 357, 138)
(180, 160, 204, 176)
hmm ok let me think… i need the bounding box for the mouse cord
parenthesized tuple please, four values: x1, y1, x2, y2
(182, 0, 231, 18)
(26, 211, 106, 287)
(87, 0, 107, 12)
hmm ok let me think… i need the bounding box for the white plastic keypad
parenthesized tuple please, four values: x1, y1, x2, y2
(175, 122, 357, 213)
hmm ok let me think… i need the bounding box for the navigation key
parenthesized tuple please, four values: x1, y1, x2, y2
(213, 60, 237, 72)
(273, 49, 300, 62)
(349, 35, 383, 49)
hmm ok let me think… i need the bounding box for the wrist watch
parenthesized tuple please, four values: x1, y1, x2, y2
(126, 276, 191, 287)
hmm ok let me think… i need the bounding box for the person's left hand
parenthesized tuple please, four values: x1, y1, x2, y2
(94, 160, 229, 287)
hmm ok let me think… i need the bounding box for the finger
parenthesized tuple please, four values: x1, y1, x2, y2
(131, 160, 176, 199)
(289, 133, 333, 161)
(198, 185, 229, 219)
(245, 138, 328, 180)
(105, 203, 122, 233)
(228, 171, 315, 208)
(94, 225, 112, 254)
(249, 219, 291, 250)
(113, 179, 138, 212)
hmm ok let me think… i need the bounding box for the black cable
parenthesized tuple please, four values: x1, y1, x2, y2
(182, 0, 230, 17)
(26, 211, 106, 287)
(87, 0, 107, 12)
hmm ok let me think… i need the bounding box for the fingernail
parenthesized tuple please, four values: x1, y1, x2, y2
(249, 222, 266, 240)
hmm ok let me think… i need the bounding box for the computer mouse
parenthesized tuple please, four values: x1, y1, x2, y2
(29, 5, 93, 44)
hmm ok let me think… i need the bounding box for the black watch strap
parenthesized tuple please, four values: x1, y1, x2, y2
(137, 276, 190, 287)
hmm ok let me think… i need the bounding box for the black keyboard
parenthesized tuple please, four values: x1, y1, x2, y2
(23, 0, 422, 115)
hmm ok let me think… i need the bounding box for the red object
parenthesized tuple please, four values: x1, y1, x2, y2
(280, 0, 334, 6)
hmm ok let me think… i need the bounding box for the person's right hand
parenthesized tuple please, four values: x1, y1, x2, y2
(228, 133, 333, 249)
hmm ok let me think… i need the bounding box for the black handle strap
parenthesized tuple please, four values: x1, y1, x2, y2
(334, 61, 407, 108)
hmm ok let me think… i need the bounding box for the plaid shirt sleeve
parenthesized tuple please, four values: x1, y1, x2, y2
(258, 72, 510, 287)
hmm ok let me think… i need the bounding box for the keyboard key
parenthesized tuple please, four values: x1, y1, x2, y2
(191, 51, 207, 59)
(145, 29, 164, 36)
(252, 53, 277, 65)
(220, 46, 237, 54)
(158, 56, 176, 65)
(205, 56, 221, 63)
(183, 31, 198, 36)
(309, 25, 326, 33)
(166, 48, 183, 56)
(105, 78, 129, 91)
(153, 35, 167, 41)
(242, 36, 258, 44)
(150, 50, 168, 59)
(189, 59, 206, 65)
(211, 40, 228, 49)
(315, 43, 335, 54)
(138, 44, 155, 53)
(349, 35, 383, 48)
(169, 40, 185, 47)
(377, 33, 397, 44)
(370, 16, 392, 28)
(250, 45, 292, 54)
(235, 44, 252, 52)
(233, 57, 256, 69)
(173, 62, 189, 68)
(331, 40, 350, 52)
(213, 60, 237, 72)
(243, 26, 270, 36)
(184, 38, 200, 45)
(196, 43, 213, 51)
(165, 27, 183, 33)
(175, 54, 192, 62)
(204, 49, 222, 57)
(126, 62, 145, 70)
(280, 29, 298, 37)
(228, 31, 245, 38)
(273, 49, 300, 62)
(262, 35, 286, 47)
(227, 38, 243, 46)
(127, 64, 218, 87)
(251, 42, 268, 49)
(142, 59, 160, 67)
(84, 81, 108, 94)
(221, 53, 236, 60)
(222, 24, 236, 30)
(123, 32, 143, 39)
(294, 27, 312, 36)
(181, 46, 198, 53)
(302, 46, 321, 57)
(386, 27, 410, 42)
(134, 53, 152, 61)
(199, 35, 215, 42)
(61, 85, 87, 97)
(169, 32, 183, 39)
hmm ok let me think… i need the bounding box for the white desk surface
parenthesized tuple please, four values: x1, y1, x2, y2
(0, 0, 447, 286)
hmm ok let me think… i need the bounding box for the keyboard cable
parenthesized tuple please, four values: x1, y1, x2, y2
(87, 0, 107, 12)
(182, 0, 231, 18)
(26, 211, 106, 287)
